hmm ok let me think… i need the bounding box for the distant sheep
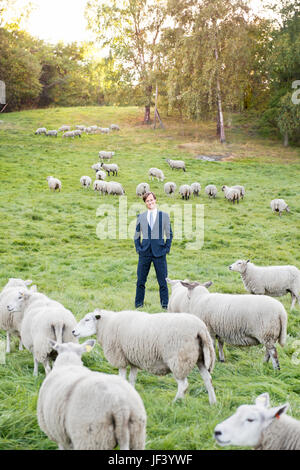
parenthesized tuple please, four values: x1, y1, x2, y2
(58, 125, 71, 132)
(46, 176, 61, 192)
(179, 184, 192, 200)
(99, 151, 115, 160)
(232, 185, 245, 199)
(205, 185, 217, 198)
(37, 339, 147, 450)
(191, 182, 201, 196)
(93, 180, 107, 194)
(35, 128, 47, 135)
(75, 125, 86, 131)
(136, 182, 150, 197)
(46, 130, 58, 137)
(164, 182, 177, 196)
(95, 170, 106, 181)
(166, 159, 186, 172)
(91, 163, 102, 173)
(80, 176, 92, 188)
(99, 127, 110, 134)
(148, 168, 164, 181)
(110, 124, 120, 131)
(73, 130, 82, 138)
(214, 393, 300, 450)
(270, 199, 290, 217)
(229, 259, 300, 310)
(106, 181, 125, 196)
(100, 163, 118, 177)
(63, 131, 75, 138)
(222, 185, 240, 203)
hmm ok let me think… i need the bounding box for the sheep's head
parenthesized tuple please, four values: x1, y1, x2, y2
(6, 286, 36, 313)
(229, 259, 250, 274)
(72, 310, 101, 338)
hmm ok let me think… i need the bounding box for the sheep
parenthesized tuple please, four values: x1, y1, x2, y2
(180, 280, 288, 370)
(46, 130, 58, 137)
(270, 199, 290, 217)
(35, 127, 47, 135)
(99, 127, 111, 134)
(80, 176, 92, 189)
(58, 125, 71, 132)
(91, 163, 102, 173)
(6, 289, 78, 375)
(110, 124, 120, 131)
(166, 278, 190, 313)
(95, 170, 107, 181)
(222, 185, 240, 203)
(85, 126, 92, 134)
(166, 159, 186, 172)
(190, 182, 201, 197)
(100, 162, 118, 177)
(75, 125, 86, 131)
(179, 184, 192, 200)
(73, 129, 82, 138)
(214, 393, 300, 450)
(148, 168, 164, 182)
(93, 180, 107, 194)
(46, 176, 61, 192)
(205, 185, 217, 198)
(136, 182, 150, 197)
(106, 181, 125, 196)
(232, 185, 245, 199)
(164, 182, 177, 196)
(99, 151, 115, 160)
(90, 125, 98, 132)
(37, 339, 147, 450)
(229, 259, 300, 310)
(63, 131, 75, 138)
(0, 278, 33, 353)
(72, 309, 217, 404)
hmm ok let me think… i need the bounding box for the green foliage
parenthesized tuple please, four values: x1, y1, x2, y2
(0, 106, 300, 450)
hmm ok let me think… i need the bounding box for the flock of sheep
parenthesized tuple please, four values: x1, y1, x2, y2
(35, 123, 120, 138)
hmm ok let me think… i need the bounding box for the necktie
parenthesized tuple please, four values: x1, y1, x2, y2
(150, 211, 153, 230)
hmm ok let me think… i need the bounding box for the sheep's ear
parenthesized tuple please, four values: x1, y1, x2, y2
(24, 279, 33, 286)
(246, 259, 250, 263)
(203, 281, 213, 288)
(267, 403, 289, 421)
(94, 309, 101, 320)
(82, 339, 96, 353)
(255, 393, 270, 408)
(180, 281, 200, 290)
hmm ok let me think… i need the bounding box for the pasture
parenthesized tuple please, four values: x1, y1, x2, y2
(0, 106, 300, 450)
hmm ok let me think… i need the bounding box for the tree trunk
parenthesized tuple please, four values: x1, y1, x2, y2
(143, 84, 153, 125)
(214, 41, 226, 144)
(143, 105, 151, 125)
(283, 131, 289, 147)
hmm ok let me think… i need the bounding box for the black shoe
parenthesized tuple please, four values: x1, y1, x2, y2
(135, 304, 144, 309)
(161, 305, 168, 310)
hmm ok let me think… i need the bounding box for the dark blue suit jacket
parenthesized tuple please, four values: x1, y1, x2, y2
(134, 210, 173, 257)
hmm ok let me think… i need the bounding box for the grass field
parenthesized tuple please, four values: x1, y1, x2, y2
(0, 105, 300, 450)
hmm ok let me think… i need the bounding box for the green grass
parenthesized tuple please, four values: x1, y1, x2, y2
(0, 106, 300, 450)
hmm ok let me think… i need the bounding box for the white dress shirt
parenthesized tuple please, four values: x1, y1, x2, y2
(147, 208, 157, 229)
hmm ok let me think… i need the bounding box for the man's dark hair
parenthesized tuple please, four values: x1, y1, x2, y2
(143, 191, 156, 203)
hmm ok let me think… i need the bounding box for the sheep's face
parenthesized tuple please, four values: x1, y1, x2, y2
(6, 288, 32, 313)
(229, 259, 249, 274)
(72, 312, 98, 338)
(214, 394, 289, 448)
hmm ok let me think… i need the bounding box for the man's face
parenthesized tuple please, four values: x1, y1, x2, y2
(145, 194, 157, 210)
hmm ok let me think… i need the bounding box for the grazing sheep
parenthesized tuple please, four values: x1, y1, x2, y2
(63, 131, 75, 138)
(0, 278, 33, 353)
(180, 280, 287, 370)
(37, 339, 146, 450)
(93, 180, 107, 194)
(222, 185, 240, 203)
(179, 184, 192, 200)
(270, 199, 290, 217)
(35, 127, 47, 135)
(95, 170, 107, 181)
(72, 309, 217, 404)
(80, 176, 92, 189)
(136, 182, 150, 197)
(166, 159, 186, 172)
(46, 130, 58, 137)
(91, 163, 102, 173)
(90, 125, 98, 132)
(110, 124, 120, 131)
(99, 127, 110, 134)
(214, 393, 300, 450)
(99, 151, 115, 160)
(58, 125, 71, 132)
(229, 259, 300, 310)
(6, 289, 78, 375)
(73, 129, 82, 138)
(191, 182, 201, 197)
(46, 176, 61, 192)
(148, 168, 164, 181)
(85, 127, 92, 134)
(106, 181, 125, 196)
(100, 162, 118, 177)
(232, 185, 245, 199)
(164, 182, 177, 196)
(205, 185, 217, 198)
(75, 125, 86, 131)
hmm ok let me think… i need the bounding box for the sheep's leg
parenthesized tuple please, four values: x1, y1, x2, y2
(291, 294, 296, 310)
(267, 347, 280, 370)
(33, 358, 39, 376)
(264, 349, 270, 363)
(6, 332, 10, 353)
(128, 366, 138, 387)
(217, 337, 225, 362)
(44, 358, 51, 375)
(197, 364, 217, 405)
(173, 377, 189, 401)
(119, 367, 127, 381)
(18, 338, 23, 351)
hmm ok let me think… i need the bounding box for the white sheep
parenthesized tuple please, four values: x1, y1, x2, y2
(63, 131, 75, 138)
(90, 125, 98, 132)
(85, 126, 92, 134)
(80, 176, 92, 188)
(93, 180, 107, 194)
(35, 127, 47, 135)
(190, 182, 201, 196)
(106, 181, 125, 196)
(0, 278, 33, 353)
(205, 185, 217, 198)
(270, 199, 290, 217)
(73, 129, 82, 138)
(37, 339, 147, 450)
(46, 130, 58, 137)
(58, 125, 71, 132)
(75, 125, 86, 131)
(91, 163, 102, 173)
(166, 159, 186, 172)
(7, 290, 78, 375)
(99, 127, 110, 134)
(72, 309, 217, 404)
(214, 393, 300, 450)
(99, 151, 115, 160)
(46, 176, 61, 192)
(95, 170, 107, 181)
(136, 182, 150, 197)
(148, 168, 164, 181)
(229, 259, 300, 310)
(101, 162, 118, 176)
(179, 184, 192, 200)
(232, 185, 245, 199)
(164, 182, 177, 196)
(222, 185, 240, 203)
(167, 278, 212, 314)
(110, 124, 120, 131)
(180, 280, 287, 369)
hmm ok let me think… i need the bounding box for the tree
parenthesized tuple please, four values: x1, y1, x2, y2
(85, 0, 170, 123)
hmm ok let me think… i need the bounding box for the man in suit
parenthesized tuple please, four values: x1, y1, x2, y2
(134, 191, 173, 309)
